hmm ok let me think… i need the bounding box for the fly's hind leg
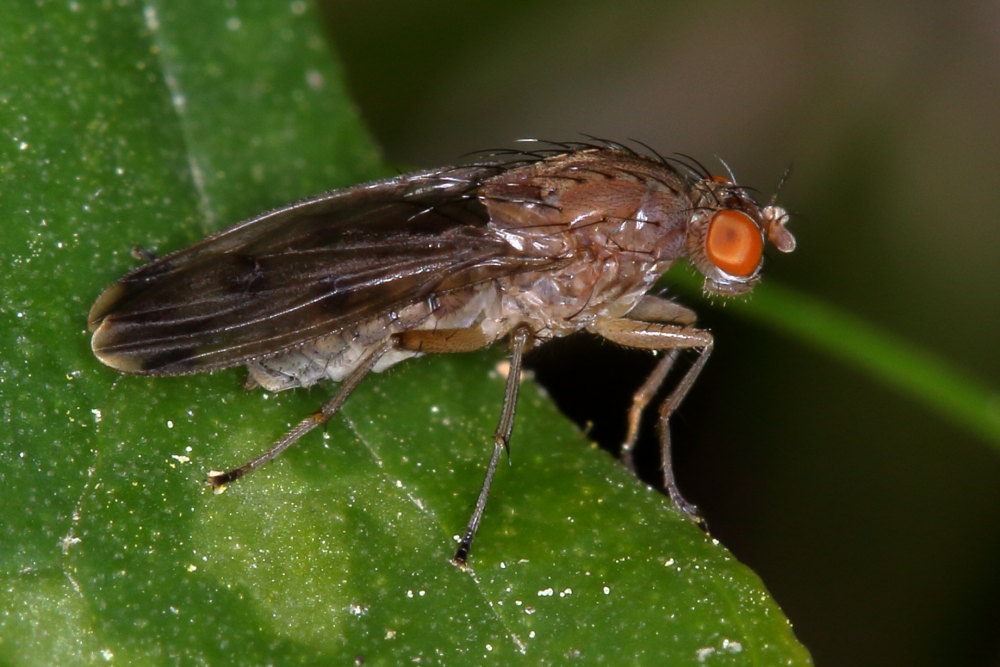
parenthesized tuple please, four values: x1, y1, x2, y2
(207, 338, 393, 491)
(588, 296, 712, 525)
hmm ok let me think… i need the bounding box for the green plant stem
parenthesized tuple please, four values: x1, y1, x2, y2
(675, 272, 1000, 450)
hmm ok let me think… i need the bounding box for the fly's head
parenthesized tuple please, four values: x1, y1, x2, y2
(684, 176, 796, 296)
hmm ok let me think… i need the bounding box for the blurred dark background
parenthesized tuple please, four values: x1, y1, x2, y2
(320, 2, 1000, 664)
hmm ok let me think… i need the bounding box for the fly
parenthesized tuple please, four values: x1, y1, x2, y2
(88, 139, 796, 566)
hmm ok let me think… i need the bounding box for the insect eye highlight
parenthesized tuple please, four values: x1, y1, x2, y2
(705, 209, 763, 277)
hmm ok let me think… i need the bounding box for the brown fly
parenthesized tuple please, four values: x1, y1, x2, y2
(88, 139, 795, 565)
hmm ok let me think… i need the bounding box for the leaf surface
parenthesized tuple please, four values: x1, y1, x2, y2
(0, 2, 810, 663)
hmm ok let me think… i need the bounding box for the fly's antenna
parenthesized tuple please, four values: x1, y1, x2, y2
(769, 163, 793, 207)
(762, 163, 796, 253)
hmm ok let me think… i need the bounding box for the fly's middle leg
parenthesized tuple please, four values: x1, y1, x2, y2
(608, 295, 699, 466)
(396, 323, 528, 566)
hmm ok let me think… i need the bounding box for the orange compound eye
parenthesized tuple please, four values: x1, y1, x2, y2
(706, 210, 763, 277)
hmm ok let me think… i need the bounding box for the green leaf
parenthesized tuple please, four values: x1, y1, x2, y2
(0, 2, 809, 664)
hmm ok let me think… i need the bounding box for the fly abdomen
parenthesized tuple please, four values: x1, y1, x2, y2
(246, 281, 508, 392)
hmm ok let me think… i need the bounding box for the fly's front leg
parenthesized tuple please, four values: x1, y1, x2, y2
(619, 349, 679, 472)
(589, 301, 713, 525)
(615, 296, 699, 468)
(625, 294, 698, 327)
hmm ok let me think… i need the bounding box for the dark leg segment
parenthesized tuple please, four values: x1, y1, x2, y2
(452, 326, 530, 566)
(207, 339, 393, 490)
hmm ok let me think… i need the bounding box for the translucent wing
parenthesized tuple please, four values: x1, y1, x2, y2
(89, 165, 546, 375)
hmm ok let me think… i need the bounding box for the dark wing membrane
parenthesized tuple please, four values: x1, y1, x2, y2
(89, 165, 544, 375)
